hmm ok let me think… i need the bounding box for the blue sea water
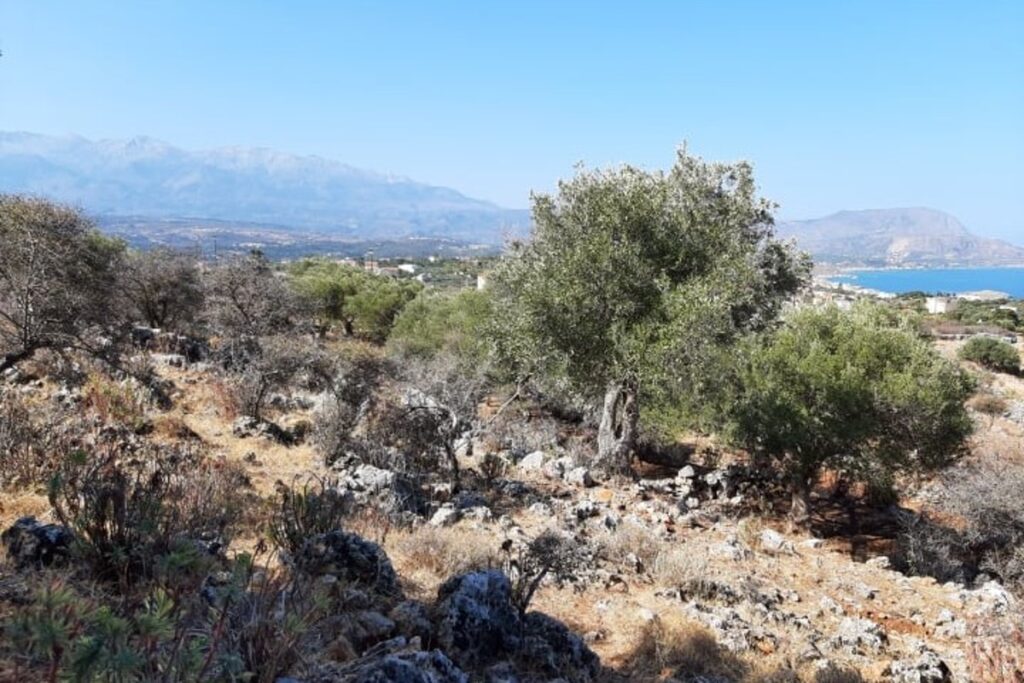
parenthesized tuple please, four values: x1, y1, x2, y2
(830, 267, 1024, 298)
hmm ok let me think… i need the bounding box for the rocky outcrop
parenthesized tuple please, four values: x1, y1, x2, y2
(293, 530, 399, 596)
(2, 516, 74, 568)
(433, 570, 599, 680)
(435, 571, 522, 668)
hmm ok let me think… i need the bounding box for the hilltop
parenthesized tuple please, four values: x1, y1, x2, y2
(777, 208, 1024, 267)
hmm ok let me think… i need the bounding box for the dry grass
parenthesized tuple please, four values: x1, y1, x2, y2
(387, 525, 502, 595)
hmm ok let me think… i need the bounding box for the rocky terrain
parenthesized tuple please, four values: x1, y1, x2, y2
(3, 349, 1021, 682)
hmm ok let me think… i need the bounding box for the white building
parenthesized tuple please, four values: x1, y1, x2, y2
(925, 296, 958, 315)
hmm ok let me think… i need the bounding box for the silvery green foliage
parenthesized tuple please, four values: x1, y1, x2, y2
(489, 148, 808, 470)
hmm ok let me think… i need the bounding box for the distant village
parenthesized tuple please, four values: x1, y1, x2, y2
(812, 276, 1021, 343)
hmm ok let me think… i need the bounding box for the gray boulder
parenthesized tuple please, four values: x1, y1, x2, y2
(517, 451, 546, 471)
(2, 516, 73, 568)
(435, 570, 522, 668)
(521, 611, 600, 681)
(325, 641, 469, 683)
(888, 649, 951, 683)
(294, 530, 399, 596)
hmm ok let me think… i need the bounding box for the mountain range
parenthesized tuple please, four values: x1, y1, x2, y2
(777, 208, 1024, 267)
(1, 132, 1021, 265)
(0, 131, 529, 244)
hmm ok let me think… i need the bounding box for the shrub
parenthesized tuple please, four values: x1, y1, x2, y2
(268, 477, 353, 558)
(48, 443, 249, 587)
(502, 530, 591, 615)
(82, 373, 152, 431)
(0, 391, 68, 489)
(897, 454, 1024, 594)
(223, 335, 314, 421)
(120, 248, 205, 331)
(388, 288, 492, 364)
(717, 304, 974, 524)
(960, 336, 1021, 375)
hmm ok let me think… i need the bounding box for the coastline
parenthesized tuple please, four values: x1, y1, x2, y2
(820, 265, 1024, 300)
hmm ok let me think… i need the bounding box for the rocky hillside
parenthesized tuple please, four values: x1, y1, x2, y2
(0, 131, 530, 243)
(4, 350, 1022, 682)
(777, 208, 1024, 266)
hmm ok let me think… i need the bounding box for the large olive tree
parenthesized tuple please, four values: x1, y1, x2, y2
(0, 195, 125, 372)
(490, 149, 809, 473)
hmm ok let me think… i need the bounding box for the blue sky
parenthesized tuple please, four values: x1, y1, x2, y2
(1, 1, 1022, 241)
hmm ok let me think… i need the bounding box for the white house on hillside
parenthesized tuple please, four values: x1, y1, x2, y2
(925, 296, 958, 315)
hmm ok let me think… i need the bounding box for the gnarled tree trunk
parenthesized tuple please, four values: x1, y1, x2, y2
(595, 380, 639, 475)
(788, 471, 813, 531)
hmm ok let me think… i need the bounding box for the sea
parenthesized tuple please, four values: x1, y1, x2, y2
(830, 267, 1024, 298)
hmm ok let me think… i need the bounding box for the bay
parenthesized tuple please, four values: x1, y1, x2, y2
(830, 267, 1024, 298)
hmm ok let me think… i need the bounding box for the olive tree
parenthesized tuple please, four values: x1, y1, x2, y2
(0, 195, 126, 372)
(289, 259, 421, 342)
(490, 149, 809, 473)
(120, 248, 205, 331)
(719, 304, 974, 525)
(204, 251, 304, 339)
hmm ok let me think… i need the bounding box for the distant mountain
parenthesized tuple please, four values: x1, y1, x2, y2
(777, 208, 1024, 267)
(0, 132, 530, 243)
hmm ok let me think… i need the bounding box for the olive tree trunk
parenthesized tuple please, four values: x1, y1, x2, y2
(788, 471, 813, 531)
(595, 380, 639, 475)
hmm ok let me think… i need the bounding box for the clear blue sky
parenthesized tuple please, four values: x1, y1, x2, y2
(1, 1, 1022, 241)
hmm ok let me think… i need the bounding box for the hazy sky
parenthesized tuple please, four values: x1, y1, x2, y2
(1, 1, 1022, 241)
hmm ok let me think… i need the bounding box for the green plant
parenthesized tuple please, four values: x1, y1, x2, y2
(717, 303, 974, 524)
(48, 443, 247, 587)
(502, 531, 590, 615)
(488, 148, 809, 473)
(959, 336, 1021, 375)
(268, 477, 353, 557)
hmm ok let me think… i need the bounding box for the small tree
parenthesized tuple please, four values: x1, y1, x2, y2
(0, 195, 126, 372)
(205, 251, 303, 339)
(490, 149, 808, 473)
(388, 288, 493, 364)
(230, 336, 311, 421)
(289, 259, 421, 342)
(289, 259, 366, 336)
(120, 248, 205, 331)
(720, 304, 974, 525)
(959, 336, 1021, 375)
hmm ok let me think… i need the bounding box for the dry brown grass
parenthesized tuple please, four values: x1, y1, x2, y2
(617, 616, 748, 682)
(386, 524, 502, 598)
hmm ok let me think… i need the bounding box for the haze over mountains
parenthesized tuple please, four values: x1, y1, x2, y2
(0, 131, 529, 244)
(1, 132, 1021, 266)
(777, 208, 1024, 267)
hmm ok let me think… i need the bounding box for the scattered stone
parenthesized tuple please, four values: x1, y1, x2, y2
(517, 451, 546, 471)
(326, 642, 469, 683)
(888, 648, 952, 682)
(461, 506, 493, 523)
(565, 467, 595, 488)
(521, 611, 600, 681)
(677, 465, 697, 480)
(543, 456, 575, 481)
(430, 505, 461, 527)
(759, 529, 793, 554)
(435, 571, 522, 668)
(342, 610, 396, 650)
(831, 617, 887, 654)
(866, 556, 892, 569)
(2, 517, 73, 569)
(389, 600, 433, 642)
